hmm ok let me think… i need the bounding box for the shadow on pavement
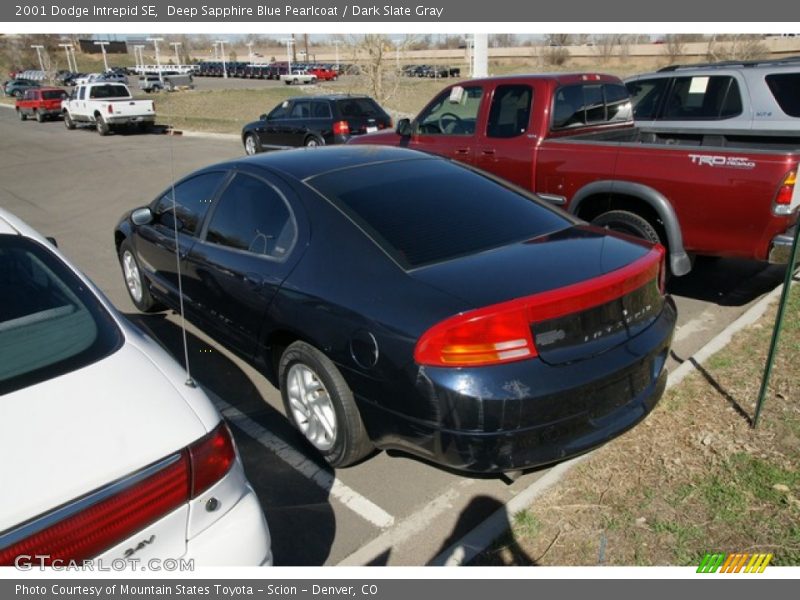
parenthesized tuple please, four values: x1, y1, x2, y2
(126, 312, 337, 566)
(431, 495, 536, 566)
(667, 257, 784, 307)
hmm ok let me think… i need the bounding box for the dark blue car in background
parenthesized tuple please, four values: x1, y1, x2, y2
(115, 146, 676, 473)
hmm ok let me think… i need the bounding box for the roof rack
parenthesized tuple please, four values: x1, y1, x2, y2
(657, 55, 800, 72)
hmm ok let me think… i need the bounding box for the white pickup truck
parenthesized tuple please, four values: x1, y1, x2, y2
(280, 70, 317, 85)
(62, 82, 156, 135)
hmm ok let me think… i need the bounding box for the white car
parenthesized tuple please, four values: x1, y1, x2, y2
(0, 208, 272, 567)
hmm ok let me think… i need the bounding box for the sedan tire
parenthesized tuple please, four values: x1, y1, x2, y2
(119, 240, 162, 312)
(279, 341, 373, 468)
(244, 133, 262, 155)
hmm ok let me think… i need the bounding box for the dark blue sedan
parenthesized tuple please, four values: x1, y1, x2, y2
(115, 146, 676, 473)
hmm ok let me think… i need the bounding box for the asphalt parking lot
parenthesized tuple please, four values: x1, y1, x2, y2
(0, 107, 787, 565)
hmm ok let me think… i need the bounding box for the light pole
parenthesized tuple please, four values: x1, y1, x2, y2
(331, 40, 343, 70)
(281, 38, 295, 73)
(58, 43, 76, 72)
(214, 40, 228, 78)
(94, 41, 110, 71)
(31, 45, 46, 76)
(170, 42, 182, 67)
(246, 41, 254, 64)
(147, 37, 164, 73)
(133, 45, 144, 72)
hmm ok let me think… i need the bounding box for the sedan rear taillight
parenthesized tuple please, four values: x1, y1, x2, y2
(0, 422, 235, 566)
(333, 120, 350, 136)
(414, 247, 665, 368)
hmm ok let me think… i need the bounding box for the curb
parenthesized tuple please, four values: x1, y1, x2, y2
(429, 281, 789, 566)
(174, 129, 239, 141)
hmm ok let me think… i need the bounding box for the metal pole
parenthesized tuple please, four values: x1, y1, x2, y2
(31, 45, 46, 75)
(94, 41, 110, 71)
(753, 224, 800, 428)
(170, 42, 182, 67)
(215, 40, 227, 78)
(147, 37, 163, 73)
(247, 41, 254, 64)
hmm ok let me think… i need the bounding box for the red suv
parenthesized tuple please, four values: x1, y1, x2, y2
(16, 87, 68, 122)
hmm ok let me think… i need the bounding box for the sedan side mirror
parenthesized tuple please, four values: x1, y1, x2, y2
(260, 113, 267, 121)
(131, 207, 153, 226)
(396, 118, 413, 137)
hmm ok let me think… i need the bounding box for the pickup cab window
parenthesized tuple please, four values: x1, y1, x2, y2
(417, 86, 483, 136)
(552, 83, 632, 129)
(89, 84, 129, 99)
(487, 85, 532, 138)
(78, 87, 86, 100)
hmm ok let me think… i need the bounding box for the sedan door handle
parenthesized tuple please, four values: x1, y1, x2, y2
(454, 148, 470, 156)
(244, 272, 263, 286)
(481, 149, 496, 156)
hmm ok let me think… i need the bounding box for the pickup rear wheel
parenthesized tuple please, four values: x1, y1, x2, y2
(591, 210, 662, 246)
(96, 115, 110, 136)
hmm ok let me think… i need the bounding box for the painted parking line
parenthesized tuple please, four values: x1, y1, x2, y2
(208, 392, 396, 530)
(336, 478, 478, 566)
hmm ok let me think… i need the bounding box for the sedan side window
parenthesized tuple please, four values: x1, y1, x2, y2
(627, 78, 669, 120)
(290, 100, 311, 119)
(152, 172, 225, 235)
(205, 174, 296, 260)
(417, 86, 483, 135)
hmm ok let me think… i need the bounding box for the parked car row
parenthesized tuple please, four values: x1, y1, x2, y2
(194, 61, 353, 80)
(402, 64, 461, 78)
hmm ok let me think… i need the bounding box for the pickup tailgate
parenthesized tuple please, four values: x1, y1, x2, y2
(105, 98, 155, 118)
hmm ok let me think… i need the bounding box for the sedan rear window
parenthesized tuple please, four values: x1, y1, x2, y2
(308, 159, 571, 269)
(335, 98, 383, 118)
(0, 236, 122, 395)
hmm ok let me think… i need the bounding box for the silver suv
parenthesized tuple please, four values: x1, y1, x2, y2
(625, 56, 800, 132)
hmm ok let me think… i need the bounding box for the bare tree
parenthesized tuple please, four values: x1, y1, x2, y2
(706, 34, 768, 62)
(489, 34, 517, 48)
(592, 34, 619, 63)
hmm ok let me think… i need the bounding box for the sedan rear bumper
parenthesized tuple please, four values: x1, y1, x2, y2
(358, 297, 676, 473)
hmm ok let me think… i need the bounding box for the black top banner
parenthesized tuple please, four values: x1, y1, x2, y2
(4, 0, 800, 22)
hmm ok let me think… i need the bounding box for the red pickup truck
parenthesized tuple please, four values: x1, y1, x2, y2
(15, 87, 68, 122)
(308, 67, 338, 81)
(350, 73, 800, 276)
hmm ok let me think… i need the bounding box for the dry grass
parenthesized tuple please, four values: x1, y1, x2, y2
(475, 283, 800, 567)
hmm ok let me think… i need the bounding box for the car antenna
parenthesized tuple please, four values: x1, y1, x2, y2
(168, 121, 196, 388)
